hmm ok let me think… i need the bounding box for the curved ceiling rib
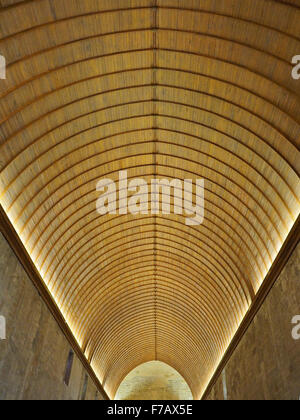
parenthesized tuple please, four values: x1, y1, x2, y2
(0, 0, 299, 399)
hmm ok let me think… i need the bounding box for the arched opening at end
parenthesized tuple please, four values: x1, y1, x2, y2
(115, 361, 194, 400)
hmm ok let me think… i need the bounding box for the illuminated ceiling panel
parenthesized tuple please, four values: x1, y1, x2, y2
(0, 0, 299, 399)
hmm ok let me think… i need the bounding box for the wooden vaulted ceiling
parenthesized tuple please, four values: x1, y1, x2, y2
(0, 0, 299, 399)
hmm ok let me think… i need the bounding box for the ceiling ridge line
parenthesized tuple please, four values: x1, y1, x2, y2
(153, 0, 158, 361)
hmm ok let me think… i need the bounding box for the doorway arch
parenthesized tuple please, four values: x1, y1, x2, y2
(115, 361, 193, 400)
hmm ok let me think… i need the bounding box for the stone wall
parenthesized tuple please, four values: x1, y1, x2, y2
(115, 361, 193, 400)
(206, 242, 300, 401)
(0, 233, 104, 400)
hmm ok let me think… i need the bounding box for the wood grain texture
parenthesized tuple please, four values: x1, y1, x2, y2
(0, 0, 299, 399)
